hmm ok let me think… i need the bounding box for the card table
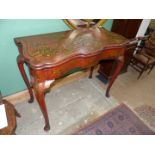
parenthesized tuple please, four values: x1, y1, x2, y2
(15, 27, 132, 131)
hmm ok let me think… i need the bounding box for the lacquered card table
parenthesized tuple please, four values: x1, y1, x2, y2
(15, 27, 130, 131)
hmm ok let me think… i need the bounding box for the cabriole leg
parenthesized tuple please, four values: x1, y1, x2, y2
(89, 66, 95, 79)
(17, 55, 34, 103)
(106, 56, 124, 97)
(33, 81, 55, 131)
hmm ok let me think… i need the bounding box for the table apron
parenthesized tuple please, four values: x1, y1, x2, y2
(29, 48, 124, 83)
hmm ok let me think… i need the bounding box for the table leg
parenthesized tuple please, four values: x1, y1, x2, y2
(17, 55, 34, 103)
(33, 82, 50, 131)
(106, 56, 124, 97)
(89, 66, 95, 78)
(14, 108, 21, 117)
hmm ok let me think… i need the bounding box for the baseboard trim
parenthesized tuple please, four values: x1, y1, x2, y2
(4, 90, 29, 105)
(4, 68, 98, 105)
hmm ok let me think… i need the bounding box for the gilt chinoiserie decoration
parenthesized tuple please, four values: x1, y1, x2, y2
(15, 27, 132, 131)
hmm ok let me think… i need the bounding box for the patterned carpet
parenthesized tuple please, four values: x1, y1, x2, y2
(75, 104, 155, 135)
(135, 105, 155, 131)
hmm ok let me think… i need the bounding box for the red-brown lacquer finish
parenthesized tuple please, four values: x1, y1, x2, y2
(15, 27, 129, 131)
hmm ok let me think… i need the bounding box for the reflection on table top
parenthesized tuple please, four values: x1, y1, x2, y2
(15, 27, 128, 69)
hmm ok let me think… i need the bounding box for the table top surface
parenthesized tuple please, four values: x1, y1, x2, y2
(15, 27, 129, 69)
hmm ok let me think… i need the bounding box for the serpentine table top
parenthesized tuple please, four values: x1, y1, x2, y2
(15, 27, 128, 69)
